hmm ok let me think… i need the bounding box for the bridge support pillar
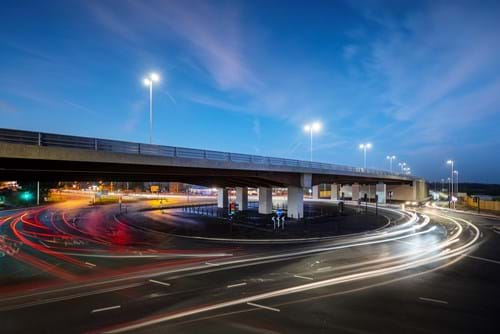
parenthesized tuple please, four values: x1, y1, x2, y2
(376, 183, 386, 204)
(352, 183, 360, 201)
(236, 187, 248, 210)
(287, 186, 304, 219)
(331, 183, 339, 200)
(258, 187, 272, 214)
(217, 187, 228, 208)
(312, 185, 320, 199)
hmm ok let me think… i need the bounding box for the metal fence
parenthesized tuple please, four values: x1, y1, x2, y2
(0, 128, 407, 178)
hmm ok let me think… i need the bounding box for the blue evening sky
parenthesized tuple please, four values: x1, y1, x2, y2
(1, 0, 500, 182)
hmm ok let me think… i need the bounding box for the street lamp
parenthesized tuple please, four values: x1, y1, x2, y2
(359, 143, 372, 170)
(454, 170, 459, 200)
(447, 177, 451, 198)
(304, 122, 321, 161)
(143, 72, 160, 144)
(398, 162, 407, 174)
(447, 160, 454, 207)
(386, 155, 396, 173)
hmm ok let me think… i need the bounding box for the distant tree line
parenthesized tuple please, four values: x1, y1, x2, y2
(455, 183, 500, 196)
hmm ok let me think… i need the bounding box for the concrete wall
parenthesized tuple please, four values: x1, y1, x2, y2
(316, 180, 427, 202)
(359, 184, 377, 200)
(415, 179, 428, 201)
(340, 185, 352, 199)
(387, 179, 428, 202)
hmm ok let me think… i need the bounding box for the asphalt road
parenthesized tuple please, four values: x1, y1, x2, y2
(0, 197, 498, 333)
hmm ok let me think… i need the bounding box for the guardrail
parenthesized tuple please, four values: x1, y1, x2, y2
(0, 128, 407, 178)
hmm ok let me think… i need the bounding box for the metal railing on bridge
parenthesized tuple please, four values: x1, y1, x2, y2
(0, 128, 406, 178)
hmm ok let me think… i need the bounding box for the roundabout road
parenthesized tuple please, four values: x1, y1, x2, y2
(0, 198, 496, 333)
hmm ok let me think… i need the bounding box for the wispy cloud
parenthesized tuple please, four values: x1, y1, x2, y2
(0, 100, 18, 114)
(361, 1, 500, 144)
(252, 118, 261, 140)
(86, 1, 262, 94)
(187, 93, 248, 113)
(122, 99, 147, 133)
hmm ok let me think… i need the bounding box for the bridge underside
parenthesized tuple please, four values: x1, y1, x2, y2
(0, 138, 425, 218)
(0, 157, 412, 188)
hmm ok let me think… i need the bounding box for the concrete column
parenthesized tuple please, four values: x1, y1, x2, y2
(412, 180, 418, 201)
(331, 183, 339, 200)
(312, 185, 320, 199)
(236, 187, 248, 211)
(301, 174, 312, 188)
(258, 187, 273, 214)
(352, 183, 360, 201)
(217, 187, 228, 208)
(376, 182, 386, 204)
(287, 186, 304, 219)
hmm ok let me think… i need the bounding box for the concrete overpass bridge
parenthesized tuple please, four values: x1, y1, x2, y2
(0, 128, 428, 218)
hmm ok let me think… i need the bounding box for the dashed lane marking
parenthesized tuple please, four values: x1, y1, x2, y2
(247, 302, 280, 312)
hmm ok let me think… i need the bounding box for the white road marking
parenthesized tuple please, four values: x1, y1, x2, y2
(247, 302, 280, 312)
(418, 297, 448, 305)
(395, 240, 415, 246)
(316, 266, 332, 272)
(85, 262, 96, 268)
(467, 255, 500, 265)
(227, 282, 247, 288)
(39, 240, 50, 248)
(293, 275, 313, 281)
(91, 305, 121, 313)
(149, 279, 171, 287)
(205, 262, 219, 266)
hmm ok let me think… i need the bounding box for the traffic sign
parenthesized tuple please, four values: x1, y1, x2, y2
(276, 208, 283, 217)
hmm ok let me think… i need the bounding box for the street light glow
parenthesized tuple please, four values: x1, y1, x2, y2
(304, 122, 321, 133)
(150, 72, 160, 82)
(359, 143, 372, 149)
(143, 71, 161, 144)
(359, 142, 372, 169)
(304, 122, 322, 161)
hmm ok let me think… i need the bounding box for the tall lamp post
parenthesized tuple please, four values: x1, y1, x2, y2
(398, 162, 407, 174)
(304, 122, 321, 161)
(386, 155, 396, 173)
(359, 143, 372, 170)
(143, 72, 160, 144)
(447, 160, 454, 207)
(454, 170, 459, 201)
(447, 177, 451, 199)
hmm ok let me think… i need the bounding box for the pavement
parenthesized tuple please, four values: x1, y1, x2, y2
(127, 201, 390, 240)
(0, 197, 498, 333)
